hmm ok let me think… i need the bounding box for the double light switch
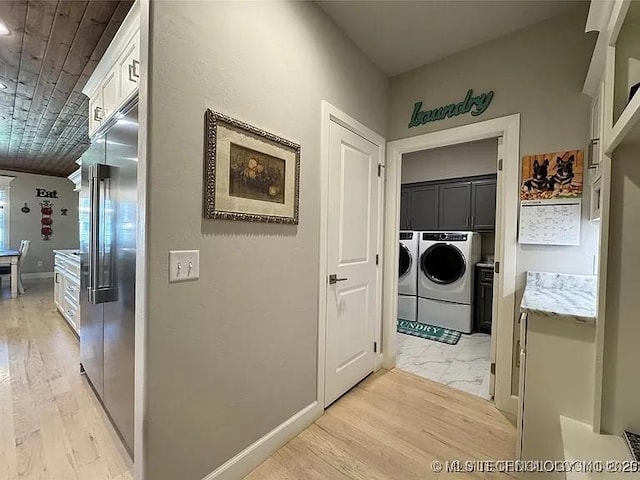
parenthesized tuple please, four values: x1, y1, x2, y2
(169, 250, 200, 282)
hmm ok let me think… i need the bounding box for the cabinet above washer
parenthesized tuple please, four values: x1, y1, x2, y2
(402, 174, 497, 232)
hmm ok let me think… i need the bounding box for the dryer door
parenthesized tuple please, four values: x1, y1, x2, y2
(421, 243, 466, 285)
(398, 242, 412, 279)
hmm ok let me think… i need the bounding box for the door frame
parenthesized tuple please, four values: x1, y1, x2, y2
(318, 101, 386, 409)
(383, 114, 520, 414)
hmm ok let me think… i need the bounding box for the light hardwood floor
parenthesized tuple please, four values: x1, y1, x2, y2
(0, 279, 133, 480)
(246, 368, 517, 480)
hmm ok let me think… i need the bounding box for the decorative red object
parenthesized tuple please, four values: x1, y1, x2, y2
(40, 201, 53, 240)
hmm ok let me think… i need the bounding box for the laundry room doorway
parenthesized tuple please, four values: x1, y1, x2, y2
(383, 115, 520, 414)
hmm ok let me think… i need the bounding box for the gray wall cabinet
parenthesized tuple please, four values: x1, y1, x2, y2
(408, 185, 439, 231)
(471, 178, 497, 232)
(438, 181, 472, 230)
(401, 174, 496, 232)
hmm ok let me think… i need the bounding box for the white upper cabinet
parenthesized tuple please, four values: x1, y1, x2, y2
(118, 33, 140, 102)
(583, 0, 640, 154)
(84, 2, 141, 137)
(606, 0, 640, 153)
(101, 65, 120, 120)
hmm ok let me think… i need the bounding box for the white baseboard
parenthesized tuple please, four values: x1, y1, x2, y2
(201, 401, 323, 480)
(23, 271, 54, 280)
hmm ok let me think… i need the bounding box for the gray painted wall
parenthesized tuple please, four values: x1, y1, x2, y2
(401, 138, 498, 184)
(388, 6, 599, 394)
(602, 145, 640, 436)
(145, 2, 388, 479)
(0, 170, 78, 274)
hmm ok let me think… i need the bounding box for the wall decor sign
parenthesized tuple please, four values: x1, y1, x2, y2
(36, 188, 58, 198)
(408, 89, 494, 128)
(519, 150, 584, 246)
(204, 109, 300, 224)
(40, 201, 53, 240)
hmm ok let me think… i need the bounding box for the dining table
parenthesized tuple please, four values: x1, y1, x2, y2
(0, 249, 20, 298)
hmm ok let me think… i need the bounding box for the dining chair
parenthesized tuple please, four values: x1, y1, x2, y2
(0, 240, 30, 293)
(16, 240, 30, 294)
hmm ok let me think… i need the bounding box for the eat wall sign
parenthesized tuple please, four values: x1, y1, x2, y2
(36, 188, 59, 198)
(408, 89, 494, 128)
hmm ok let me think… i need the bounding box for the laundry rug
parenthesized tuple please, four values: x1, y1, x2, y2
(397, 319, 462, 345)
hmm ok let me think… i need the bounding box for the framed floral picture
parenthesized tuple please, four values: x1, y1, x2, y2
(204, 110, 300, 224)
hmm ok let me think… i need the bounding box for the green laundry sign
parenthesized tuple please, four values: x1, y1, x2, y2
(408, 89, 494, 128)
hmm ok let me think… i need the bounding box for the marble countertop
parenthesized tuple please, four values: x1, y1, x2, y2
(53, 249, 81, 260)
(520, 271, 597, 323)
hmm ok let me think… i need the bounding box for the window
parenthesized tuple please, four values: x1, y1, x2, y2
(0, 176, 14, 250)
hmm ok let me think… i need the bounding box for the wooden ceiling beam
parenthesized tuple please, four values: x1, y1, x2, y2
(28, 1, 118, 158)
(0, 163, 71, 178)
(16, 1, 87, 159)
(0, 1, 27, 158)
(7, 0, 58, 169)
(0, 0, 133, 176)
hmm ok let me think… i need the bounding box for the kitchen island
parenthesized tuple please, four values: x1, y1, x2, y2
(53, 249, 81, 336)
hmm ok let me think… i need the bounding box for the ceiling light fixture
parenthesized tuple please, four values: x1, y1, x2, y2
(0, 21, 9, 36)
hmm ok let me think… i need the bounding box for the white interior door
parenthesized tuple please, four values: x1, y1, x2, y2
(489, 136, 504, 400)
(325, 120, 381, 407)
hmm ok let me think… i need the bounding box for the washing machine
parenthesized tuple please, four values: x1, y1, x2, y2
(398, 231, 419, 321)
(417, 232, 481, 333)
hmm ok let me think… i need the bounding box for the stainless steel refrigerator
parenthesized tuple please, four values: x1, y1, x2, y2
(80, 100, 137, 455)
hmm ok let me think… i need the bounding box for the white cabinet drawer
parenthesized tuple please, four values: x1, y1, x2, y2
(63, 301, 79, 334)
(64, 279, 80, 307)
(64, 258, 81, 279)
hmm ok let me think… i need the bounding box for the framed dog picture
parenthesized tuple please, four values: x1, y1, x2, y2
(520, 149, 584, 201)
(204, 110, 300, 224)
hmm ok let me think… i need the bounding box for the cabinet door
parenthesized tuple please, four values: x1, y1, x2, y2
(101, 66, 119, 121)
(88, 88, 103, 136)
(118, 32, 140, 101)
(478, 283, 493, 333)
(400, 187, 411, 230)
(409, 185, 438, 230)
(471, 178, 497, 231)
(438, 181, 471, 230)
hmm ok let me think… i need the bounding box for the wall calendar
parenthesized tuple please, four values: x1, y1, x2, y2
(519, 150, 584, 246)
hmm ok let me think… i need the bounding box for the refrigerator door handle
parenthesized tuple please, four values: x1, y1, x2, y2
(89, 164, 117, 304)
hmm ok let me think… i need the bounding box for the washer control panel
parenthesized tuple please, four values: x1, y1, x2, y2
(422, 232, 468, 242)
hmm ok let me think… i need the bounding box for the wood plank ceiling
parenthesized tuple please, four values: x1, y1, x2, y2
(0, 0, 133, 177)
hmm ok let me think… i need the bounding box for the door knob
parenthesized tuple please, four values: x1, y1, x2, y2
(328, 274, 348, 284)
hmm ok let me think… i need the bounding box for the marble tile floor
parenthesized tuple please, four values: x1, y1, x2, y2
(396, 331, 492, 399)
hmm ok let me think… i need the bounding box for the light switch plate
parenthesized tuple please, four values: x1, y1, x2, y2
(169, 250, 199, 282)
